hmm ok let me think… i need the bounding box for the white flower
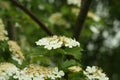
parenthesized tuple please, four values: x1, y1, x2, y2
(64, 38, 80, 48)
(0, 73, 9, 80)
(49, 13, 70, 28)
(49, 13, 62, 24)
(0, 62, 19, 80)
(71, 7, 80, 16)
(0, 19, 8, 41)
(36, 35, 80, 50)
(8, 40, 25, 65)
(13, 71, 32, 80)
(33, 75, 44, 80)
(14, 65, 64, 80)
(86, 66, 97, 73)
(52, 67, 65, 78)
(68, 66, 82, 72)
(84, 66, 109, 80)
(88, 12, 101, 22)
(47, 68, 64, 80)
(67, 0, 81, 7)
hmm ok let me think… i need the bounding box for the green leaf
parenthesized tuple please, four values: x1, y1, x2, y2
(68, 72, 86, 80)
(64, 47, 82, 60)
(29, 55, 53, 66)
(31, 46, 48, 55)
(61, 59, 79, 72)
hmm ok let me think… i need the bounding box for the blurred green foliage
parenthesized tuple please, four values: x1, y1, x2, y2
(0, 0, 120, 80)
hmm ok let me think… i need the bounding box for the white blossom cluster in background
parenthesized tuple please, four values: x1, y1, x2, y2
(0, 19, 24, 65)
(67, 0, 81, 7)
(0, 62, 19, 80)
(0, 62, 64, 80)
(88, 12, 101, 22)
(14, 65, 64, 80)
(71, 7, 101, 22)
(8, 40, 25, 65)
(0, 19, 8, 41)
(103, 19, 120, 49)
(36, 35, 80, 50)
(49, 12, 70, 28)
(84, 66, 109, 80)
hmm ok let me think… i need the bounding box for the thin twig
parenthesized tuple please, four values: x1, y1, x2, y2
(73, 0, 92, 40)
(6, 15, 17, 41)
(10, 0, 54, 36)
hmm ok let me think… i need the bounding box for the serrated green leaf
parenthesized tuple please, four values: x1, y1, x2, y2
(61, 59, 79, 72)
(64, 47, 82, 60)
(31, 46, 48, 55)
(29, 55, 53, 66)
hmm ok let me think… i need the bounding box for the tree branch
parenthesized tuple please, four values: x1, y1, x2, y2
(6, 15, 17, 41)
(73, 0, 92, 40)
(10, 0, 54, 36)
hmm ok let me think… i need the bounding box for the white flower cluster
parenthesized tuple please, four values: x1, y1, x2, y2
(49, 13, 70, 28)
(8, 40, 25, 65)
(0, 63, 64, 80)
(0, 19, 8, 41)
(0, 62, 19, 80)
(88, 12, 101, 22)
(36, 35, 80, 50)
(67, 0, 81, 7)
(14, 65, 64, 80)
(68, 66, 82, 72)
(84, 66, 109, 80)
(71, 7, 80, 16)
